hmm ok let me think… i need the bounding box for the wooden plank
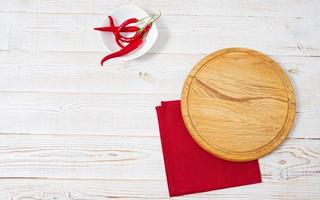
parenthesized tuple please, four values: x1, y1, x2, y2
(1, 12, 319, 56)
(0, 179, 319, 200)
(0, 92, 177, 136)
(1, 51, 318, 94)
(0, 91, 318, 138)
(0, 135, 318, 181)
(0, 0, 319, 18)
(0, 12, 9, 50)
(0, 51, 194, 94)
(0, 134, 165, 180)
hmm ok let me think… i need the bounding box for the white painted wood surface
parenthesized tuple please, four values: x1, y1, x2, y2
(0, 0, 319, 199)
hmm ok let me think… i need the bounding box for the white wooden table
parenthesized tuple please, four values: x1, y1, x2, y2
(0, 0, 319, 199)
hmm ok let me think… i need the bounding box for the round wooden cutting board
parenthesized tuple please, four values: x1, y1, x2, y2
(181, 48, 296, 162)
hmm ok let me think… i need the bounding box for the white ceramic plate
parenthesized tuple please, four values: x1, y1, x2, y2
(99, 5, 158, 60)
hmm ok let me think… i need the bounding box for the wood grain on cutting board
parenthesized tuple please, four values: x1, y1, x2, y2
(181, 48, 296, 162)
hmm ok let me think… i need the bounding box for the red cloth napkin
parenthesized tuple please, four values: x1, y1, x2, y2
(156, 100, 261, 197)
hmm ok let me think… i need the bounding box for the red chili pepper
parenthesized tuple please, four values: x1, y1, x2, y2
(132, 23, 153, 41)
(141, 23, 152, 37)
(107, 16, 126, 48)
(118, 18, 139, 31)
(118, 34, 136, 42)
(108, 16, 115, 27)
(119, 36, 131, 43)
(94, 26, 139, 32)
(115, 18, 139, 44)
(119, 23, 152, 43)
(114, 15, 155, 46)
(101, 37, 143, 66)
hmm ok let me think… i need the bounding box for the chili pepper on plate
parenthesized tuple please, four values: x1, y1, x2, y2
(107, 15, 126, 48)
(100, 37, 143, 66)
(118, 23, 152, 43)
(114, 16, 151, 43)
(96, 5, 160, 62)
(100, 15, 160, 65)
(116, 12, 160, 44)
(106, 15, 152, 48)
(94, 26, 139, 32)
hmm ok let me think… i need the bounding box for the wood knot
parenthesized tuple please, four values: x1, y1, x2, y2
(285, 24, 290, 29)
(296, 43, 304, 51)
(279, 159, 286, 165)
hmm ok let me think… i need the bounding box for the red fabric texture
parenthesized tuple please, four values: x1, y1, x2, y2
(156, 100, 261, 197)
